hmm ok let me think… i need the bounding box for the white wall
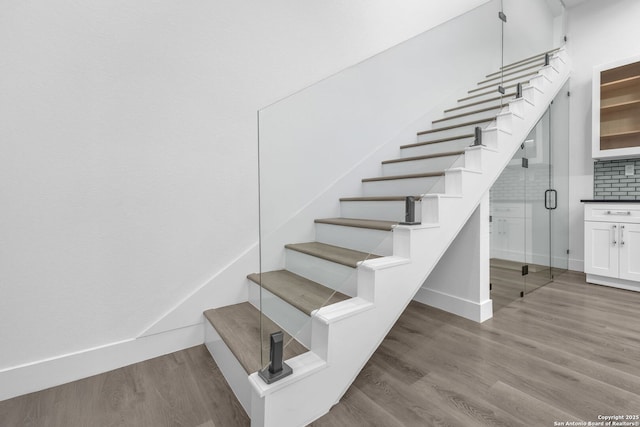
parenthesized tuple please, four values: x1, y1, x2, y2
(0, 0, 489, 381)
(566, 0, 640, 271)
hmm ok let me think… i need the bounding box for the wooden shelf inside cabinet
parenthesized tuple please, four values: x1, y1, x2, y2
(594, 58, 640, 157)
(601, 129, 640, 139)
(600, 99, 640, 113)
(600, 129, 640, 151)
(601, 74, 640, 91)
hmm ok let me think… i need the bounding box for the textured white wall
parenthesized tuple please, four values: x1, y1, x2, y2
(0, 0, 488, 372)
(566, 0, 640, 271)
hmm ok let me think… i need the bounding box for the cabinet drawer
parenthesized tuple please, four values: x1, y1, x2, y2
(584, 204, 640, 223)
(491, 204, 525, 218)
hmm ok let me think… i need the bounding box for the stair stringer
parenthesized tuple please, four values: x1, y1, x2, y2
(246, 49, 570, 427)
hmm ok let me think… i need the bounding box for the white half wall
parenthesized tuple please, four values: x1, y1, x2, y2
(565, 0, 640, 271)
(415, 194, 493, 322)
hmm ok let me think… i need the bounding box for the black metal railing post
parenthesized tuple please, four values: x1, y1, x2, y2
(473, 126, 483, 146)
(400, 196, 420, 225)
(259, 331, 292, 384)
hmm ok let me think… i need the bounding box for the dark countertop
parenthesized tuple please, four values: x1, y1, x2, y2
(581, 199, 640, 203)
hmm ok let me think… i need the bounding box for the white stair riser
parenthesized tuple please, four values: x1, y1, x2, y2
(416, 123, 490, 143)
(340, 200, 417, 222)
(442, 100, 509, 119)
(315, 223, 393, 256)
(467, 75, 537, 97)
(432, 109, 500, 128)
(248, 281, 311, 348)
(478, 65, 543, 87)
(401, 137, 474, 158)
(443, 97, 504, 117)
(445, 168, 483, 195)
(204, 322, 252, 414)
(362, 176, 445, 197)
(458, 88, 514, 105)
(486, 58, 546, 79)
(285, 249, 357, 296)
(382, 154, 464, 176)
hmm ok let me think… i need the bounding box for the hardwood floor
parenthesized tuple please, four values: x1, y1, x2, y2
(2, 271, 639, 426)
(0, 345, 249, 427)
(312, 270, 640, 426)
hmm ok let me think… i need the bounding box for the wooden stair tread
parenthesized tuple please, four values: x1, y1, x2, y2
(458, 82, 522, 102)
(468, 71, 538, 94)
(340, 196, 422, 202)
(247, 270, 349, 316)
(417, 117, 493, 136)
(478, 61, 544, 84)
(285, 242, 381, 268)
(315, 217, 397, 231)
(339, 195, 421, 202)
(204, 302, 308, 374)
(382, 150, 464, 165)
(485, 47, 559, 77)
(448, 93, 515, 112)
(362, 171, 444, 183)
(401, 133, 473, 149)
(432, 105, 501, 124)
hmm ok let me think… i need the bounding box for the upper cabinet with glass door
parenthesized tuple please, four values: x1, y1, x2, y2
(593, 55, 640, 159)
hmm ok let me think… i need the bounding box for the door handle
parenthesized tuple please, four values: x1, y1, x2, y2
(621, 225, 625, 247)
(544, 189, 558, 210)
(545, 189, 550, 209)
(606, 210, 631, 216)
(612, 224, 617, 246)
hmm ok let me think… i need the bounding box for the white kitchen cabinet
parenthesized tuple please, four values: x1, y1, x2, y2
(584, 203, 640, 291)
(619, 223, 640, 282)
(490, 203, 531, 263)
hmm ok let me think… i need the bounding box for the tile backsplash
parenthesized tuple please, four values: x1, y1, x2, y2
(593, 158, 640, 200)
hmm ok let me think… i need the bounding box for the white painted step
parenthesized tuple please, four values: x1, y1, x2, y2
(382, 151, 465, 176)
(477, 61, 545, 85)
(416, 119, 493, 143)
(468, 70, 540, 96)
(339, 196, 419, 222)
(248, 280, 312, 347)
(430, 107, 500, 128)
(314, 218, 395, 255)
(246, 270, 351, 348)
(457, 82, 523, 104)
(285, 242, 381, 296)
(361, 172, 445, 197)
(437, 103, 502, 123)
(446, 93, 515, 116)
(401, 135, 475, 158)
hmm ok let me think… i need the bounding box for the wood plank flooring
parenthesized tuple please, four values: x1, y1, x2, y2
(312, 270, 640, 426)
(2, 271, 639, 426)
(0, 345, 249, 427)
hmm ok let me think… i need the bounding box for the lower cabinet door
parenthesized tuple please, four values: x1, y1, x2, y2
(619, 223, 640, 282)
(584, 221, 619, 277)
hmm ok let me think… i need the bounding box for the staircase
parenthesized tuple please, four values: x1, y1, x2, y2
(204, 48, 570, 427)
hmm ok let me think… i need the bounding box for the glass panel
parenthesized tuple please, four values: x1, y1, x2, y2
(550, 81, 571, 275)
(490, 144, 527, 311)
(257, 2, 502, 370)
(524, 109, 553, 294)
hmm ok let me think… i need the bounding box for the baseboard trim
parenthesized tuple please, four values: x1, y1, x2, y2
(0, 323, 204, 402)
(413, 287, 493, 322)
